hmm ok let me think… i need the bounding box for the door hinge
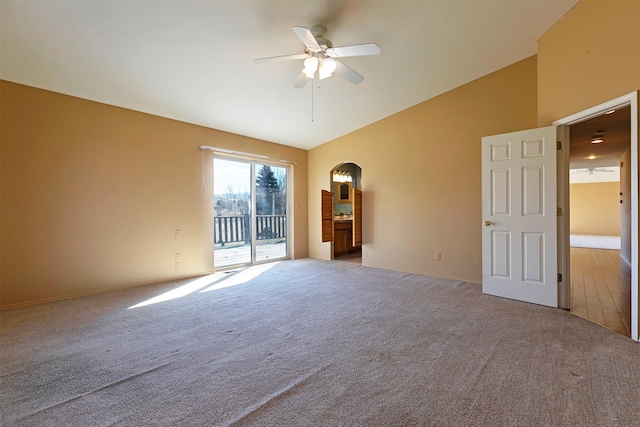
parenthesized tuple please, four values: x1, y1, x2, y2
(557, 273, 563, 282)
(557, 207, 562, 216)
(556, 141, 562, 150)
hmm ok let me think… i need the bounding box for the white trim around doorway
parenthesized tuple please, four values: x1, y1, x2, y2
(554, 91, 639, 342)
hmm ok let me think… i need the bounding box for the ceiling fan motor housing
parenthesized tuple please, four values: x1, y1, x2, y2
(310, 26, 332, 51)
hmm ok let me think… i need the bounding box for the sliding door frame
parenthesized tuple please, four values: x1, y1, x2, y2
(251, 159, 292, 265)
(213, 154, 292, 269)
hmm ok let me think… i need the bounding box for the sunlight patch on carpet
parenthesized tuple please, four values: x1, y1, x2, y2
(200, 262, 280, 293)
(128, 272, 227, 309)
(128, 262, 281, 309)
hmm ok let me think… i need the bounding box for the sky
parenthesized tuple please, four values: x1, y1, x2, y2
(214, 158, 251, 195)
(213, 158, 287, 195)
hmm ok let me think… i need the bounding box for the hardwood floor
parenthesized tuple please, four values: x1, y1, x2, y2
(570, 247, 631, 337)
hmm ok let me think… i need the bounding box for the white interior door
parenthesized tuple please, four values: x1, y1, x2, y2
(481, 126, 558, 307)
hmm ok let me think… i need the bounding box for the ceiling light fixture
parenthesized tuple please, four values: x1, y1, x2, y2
(591, 130, 605, 144)
(588, 155, 597, 160)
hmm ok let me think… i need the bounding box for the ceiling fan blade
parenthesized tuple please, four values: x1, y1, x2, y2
(334, 60, 365, 85)
(254, 53, 309, 64)
(326, 43, 381, 58)
(292, 26, 320, 50)
(293, 72, 309, 88)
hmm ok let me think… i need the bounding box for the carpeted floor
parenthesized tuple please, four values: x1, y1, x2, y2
(2, 259, 639, 426)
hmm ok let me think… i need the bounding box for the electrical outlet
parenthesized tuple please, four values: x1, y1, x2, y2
(175, 262, 181, 270)
(175, 229, 181, 239)
(435, 252, 441, 260)
(175, 253, 181, 262)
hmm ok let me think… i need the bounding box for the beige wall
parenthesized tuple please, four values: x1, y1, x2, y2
(308, 56, 538, 282)
(0, 81, 308, 308)
(537, 0, 640, 125)
(570, 182, 621, 236)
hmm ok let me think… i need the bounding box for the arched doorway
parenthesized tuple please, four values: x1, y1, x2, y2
(326, 163, 362, 262)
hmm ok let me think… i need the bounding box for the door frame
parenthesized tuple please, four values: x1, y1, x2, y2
(329, 162, 363, 261)
(252, 160, 292, 264)
(554, 91, 639, 342)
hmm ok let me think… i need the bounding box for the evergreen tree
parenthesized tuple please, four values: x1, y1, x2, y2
(256, 165, 281, 215)
(256, 165, 280, 193)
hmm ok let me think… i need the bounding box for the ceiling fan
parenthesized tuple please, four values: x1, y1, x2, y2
(254, 26, 380, 88)
(571, 168, 616, 175)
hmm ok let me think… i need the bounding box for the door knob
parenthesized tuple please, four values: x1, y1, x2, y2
(484, 220, 494, 226)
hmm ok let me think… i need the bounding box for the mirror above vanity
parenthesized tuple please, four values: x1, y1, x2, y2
(337, 182, 352, 204)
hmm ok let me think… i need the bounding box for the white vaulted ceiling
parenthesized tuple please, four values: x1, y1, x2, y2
(0, 1, 578, 150)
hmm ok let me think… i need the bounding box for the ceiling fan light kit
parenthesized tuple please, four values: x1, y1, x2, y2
(303, 57, 319, 78)
(254, 25, 380, 87)
(318, 57, 336, 80)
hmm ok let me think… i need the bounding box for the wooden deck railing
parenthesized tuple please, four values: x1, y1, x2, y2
(214, 215, 287, 246)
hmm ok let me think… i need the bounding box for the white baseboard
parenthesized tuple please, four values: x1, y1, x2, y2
(570, 234, 621, 250)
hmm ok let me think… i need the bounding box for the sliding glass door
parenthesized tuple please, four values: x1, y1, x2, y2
(213, 157, 289, 268)
(255, 163, 288, 262)
(213, 158, 252, 267)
